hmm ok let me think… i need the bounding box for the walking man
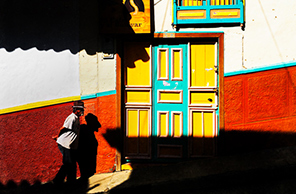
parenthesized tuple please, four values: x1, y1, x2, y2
(52, 100, 85, 185)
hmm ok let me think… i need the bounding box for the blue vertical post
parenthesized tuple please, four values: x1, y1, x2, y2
(207, 0, 211, 6)
(173, 0, 177, 25)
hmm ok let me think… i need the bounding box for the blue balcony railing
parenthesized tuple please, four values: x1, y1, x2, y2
(173, 0, 244, 27)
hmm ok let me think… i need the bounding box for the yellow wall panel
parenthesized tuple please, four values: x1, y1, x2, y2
(191, 44, 216, 87)
(139, 110, 149, 154)
(191, 92, 216, 105)
(191, 44, 205, 87)
(182, 0, 203, 6)
(192, 112, 203, 137)
(160, 92, 181, 102)
(205, 44, 216, 87)
(204, 112, 214, 137)
(173, 50, 181, 79)
(126, 45, 150, 86)
(210, 9, 240, 19)
(126, 90, 150, 103)
(128, 110, 138, 137)
(173, 113, 182, 137)
(177, 10, 206, 20)
(160, 113, 168, 137)
(159, 50, 168, 79)
(139, 110, 149, 137)
(193, 0, 197, 6)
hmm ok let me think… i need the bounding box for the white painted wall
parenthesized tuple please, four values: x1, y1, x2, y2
(79, 51, 116, 97)
(0, 48, 80, 110)
(97, 53, 116, 93)
(79, 50, 99, 96)
(154, 0, 296, 73)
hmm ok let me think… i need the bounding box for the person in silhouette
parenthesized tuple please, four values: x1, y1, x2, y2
(52, 101, 85, 185)
(77, 113, 100, 180)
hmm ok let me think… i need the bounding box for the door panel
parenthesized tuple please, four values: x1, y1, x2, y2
(172, 48, 183, 80)
(172, 111, 183, 137)
(125, 108, 151, 158)
(126, 90, 151, 104)
(189, 109, 216, 157)
(190, 91, 216, 106)
(190, 44, 217, 88)
(158, 90, 183, 103)
(158, 48, 169, 80)
(153, 44, 188, 158)
(158, 111, 169, 137)
(126, 43, 151, 87)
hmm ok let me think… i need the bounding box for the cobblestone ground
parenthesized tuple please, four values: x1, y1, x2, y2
(0, 180, 89, 194)
(110, 165, 296, 194)
(177, 165, 296, 194)
(2, 161, 296, 194)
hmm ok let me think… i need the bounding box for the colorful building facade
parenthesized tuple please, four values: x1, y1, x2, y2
(0, 0, 296, 185)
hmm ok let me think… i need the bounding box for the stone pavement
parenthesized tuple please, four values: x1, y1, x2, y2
(2, 145, 296, 194)
(88, 145, 296, 193)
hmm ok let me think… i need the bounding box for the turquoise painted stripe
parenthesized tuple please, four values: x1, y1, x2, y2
(81, 90, 117, 100)
(81, 94, 97, 100)
(225, 61, 296, 77)
(96, 90, 116, 97)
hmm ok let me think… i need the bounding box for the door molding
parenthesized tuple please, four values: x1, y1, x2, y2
(118, 33, 225, 166)
(153, 32, 225, 132)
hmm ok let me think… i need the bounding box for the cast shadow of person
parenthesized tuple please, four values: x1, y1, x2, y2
(77, 113, 101, 182)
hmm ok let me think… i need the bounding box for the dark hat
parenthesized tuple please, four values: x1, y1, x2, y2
(72, 100, 85, 109)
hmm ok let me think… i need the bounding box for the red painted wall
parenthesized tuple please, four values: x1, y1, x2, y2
(0, 94, 118, 185)
(223, 66, 296, 154)
(0, 103, 72, 185)
(81, 95, 118, 173)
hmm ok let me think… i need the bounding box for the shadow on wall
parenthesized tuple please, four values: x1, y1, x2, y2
(102, 128, 296, 164)
(78, 113, 101, 180)
(0, 0, 134, 55)
(123, 41, 150, 68)
(89, 129, 296, 194)
(219, 130, 296, 156)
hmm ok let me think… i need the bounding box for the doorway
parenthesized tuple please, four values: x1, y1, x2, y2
(123, 36, 223, 162)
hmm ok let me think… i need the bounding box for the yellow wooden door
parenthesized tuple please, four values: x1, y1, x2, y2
(124, 42, 152, 159)
(189, 43, 218, 157)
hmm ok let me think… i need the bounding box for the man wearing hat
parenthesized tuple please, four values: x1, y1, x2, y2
(52, 100, 85, 185)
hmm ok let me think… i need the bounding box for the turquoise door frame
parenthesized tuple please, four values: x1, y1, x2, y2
(152, 43, 188, 160)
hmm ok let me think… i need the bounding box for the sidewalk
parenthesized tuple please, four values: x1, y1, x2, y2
(87, 145, 296, 193)
(2, 145, 296, 194)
